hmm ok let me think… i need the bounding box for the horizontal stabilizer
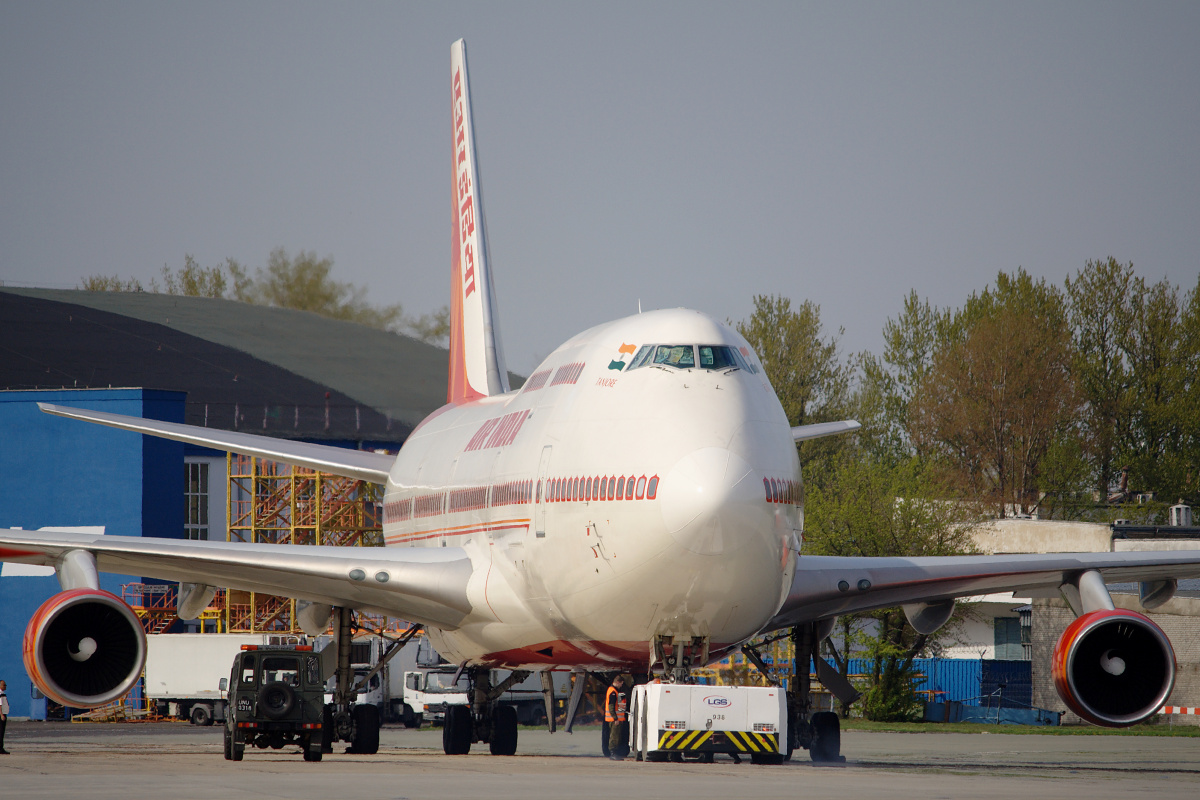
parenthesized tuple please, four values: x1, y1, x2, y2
(791, 420, 861, 442)
(38, 403, 394, 484)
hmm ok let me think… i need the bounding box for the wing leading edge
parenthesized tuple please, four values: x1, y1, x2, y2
(0, 528, 474, 630)
(38, 403, 395, 484)
(765, 550, 1200, 632)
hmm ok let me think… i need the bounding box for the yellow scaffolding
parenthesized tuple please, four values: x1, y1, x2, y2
(224, 453, 384, 634)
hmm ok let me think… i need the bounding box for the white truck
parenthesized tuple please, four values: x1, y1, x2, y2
(143, 632, 306, 725)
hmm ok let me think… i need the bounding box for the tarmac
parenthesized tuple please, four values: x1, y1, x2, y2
(2, 720, 1199, 799)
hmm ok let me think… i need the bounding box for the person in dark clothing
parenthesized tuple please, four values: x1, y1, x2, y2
(0, 679, 10, 754)
(604, 676, 629, 760)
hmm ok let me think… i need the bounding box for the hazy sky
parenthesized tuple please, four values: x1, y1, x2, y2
(2, 2, 1197, 374)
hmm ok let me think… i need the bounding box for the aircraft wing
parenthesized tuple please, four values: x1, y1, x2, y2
(765, 550, 1200, 631)
(0, 528, 473, 629)
(38, 403, 395, 484)
(791, 420, 861, 442)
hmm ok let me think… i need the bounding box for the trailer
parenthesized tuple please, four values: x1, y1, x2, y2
(144, 633, 305, 725)
(630, 683, 787, 763)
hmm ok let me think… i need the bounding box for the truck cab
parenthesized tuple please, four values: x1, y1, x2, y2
(223, 645, 326, 762)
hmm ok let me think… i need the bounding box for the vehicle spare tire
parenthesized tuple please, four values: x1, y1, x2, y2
(257, 681, 296, 720)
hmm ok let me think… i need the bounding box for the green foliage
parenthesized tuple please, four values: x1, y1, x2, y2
(860, 633, 924, 723)
(154, 254, 231, 298)
(735, 294, 850, 428)
(78, 275, 145, 292)
(80, 251, 451, 345)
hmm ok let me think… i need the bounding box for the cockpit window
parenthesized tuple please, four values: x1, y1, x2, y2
(627, 345, 654, 370)
(698, 345, 739, 370)
(652, 345, 695, 369)
(628, 343, 757, 372)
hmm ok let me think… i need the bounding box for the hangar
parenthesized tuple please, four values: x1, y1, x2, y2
(0, 287, 460, 718)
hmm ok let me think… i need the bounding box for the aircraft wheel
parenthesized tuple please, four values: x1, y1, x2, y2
(809, 711, 843, 763)
(489, 704, 518, 755)
(601, 720, 611, 757)
(350, 704, 380, 754)
(443, 705, 472, 754)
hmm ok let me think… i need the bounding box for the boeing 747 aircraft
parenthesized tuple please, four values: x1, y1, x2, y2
(3, 40, 1200, 761)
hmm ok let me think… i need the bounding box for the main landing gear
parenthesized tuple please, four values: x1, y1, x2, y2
(321, 607, 381, 755)
(742, 622, 853, 763)
(442, 666, 529, 756)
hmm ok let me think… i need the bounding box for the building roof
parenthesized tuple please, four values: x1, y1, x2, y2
(0, 288, 479, 444)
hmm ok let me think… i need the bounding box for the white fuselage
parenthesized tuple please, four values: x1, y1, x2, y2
(383, 309, 803, 670)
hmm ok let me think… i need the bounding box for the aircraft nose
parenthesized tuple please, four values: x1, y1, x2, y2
(658, 448, 765, 555)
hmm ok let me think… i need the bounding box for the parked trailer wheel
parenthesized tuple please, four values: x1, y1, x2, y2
(190, 704, 213, 726)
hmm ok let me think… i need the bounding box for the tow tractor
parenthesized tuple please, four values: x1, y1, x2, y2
(628, 625, 853, 764)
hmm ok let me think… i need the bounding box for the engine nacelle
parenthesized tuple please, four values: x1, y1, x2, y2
(1051, 608, 1175, 727)
(23, 588, 147, 708)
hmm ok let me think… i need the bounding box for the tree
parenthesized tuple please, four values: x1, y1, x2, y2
(804, 454, 981, 718)
(236, 248, 404, 330)
(735, 295, 850, 428)
(1121, 275, 1192, 503)
(1064, 258, 1134, 500)
(909, 270, 1080, 517)
(857, 292, 950, 463)
(80, 251, 451, 344)
(154, 255, 232, 298)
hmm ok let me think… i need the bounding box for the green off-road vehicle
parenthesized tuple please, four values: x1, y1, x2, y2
(222, 644, 325, 762)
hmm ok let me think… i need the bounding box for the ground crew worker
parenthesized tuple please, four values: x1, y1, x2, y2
(0, 679, 9, 754)
(605, 675, 629, 760)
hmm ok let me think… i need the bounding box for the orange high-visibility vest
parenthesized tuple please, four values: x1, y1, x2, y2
(605, 685, 627, 722)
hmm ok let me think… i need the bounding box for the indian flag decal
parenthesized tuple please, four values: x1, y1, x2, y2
(608, 343, 637, 371)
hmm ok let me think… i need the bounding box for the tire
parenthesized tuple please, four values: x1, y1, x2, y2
(229, 726, 244, 762)
(191, 704, 212, 726)
(223, 725, 233, 760)
(443, 704, 472, 755)
(489, 705, 518, 756)
(321, 704, 334, 753)
(601, 720, 611, 757)
(750, 752, 784, 765)
(303, 733, 323, 762)
(809, 711, 842, 763)
(257, 681, 296, 720)
(350, 704, 381, 755)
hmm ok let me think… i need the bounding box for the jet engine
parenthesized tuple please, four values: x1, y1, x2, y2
(23, 588, 147, 708)
(1051, 608, 1175, 727)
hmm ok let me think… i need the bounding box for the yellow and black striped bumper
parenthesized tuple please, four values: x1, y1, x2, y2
(656, 729, 779, 754)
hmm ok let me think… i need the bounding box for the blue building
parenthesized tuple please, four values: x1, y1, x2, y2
(1, 287, 476, 719)
(0, 388, 184, 718)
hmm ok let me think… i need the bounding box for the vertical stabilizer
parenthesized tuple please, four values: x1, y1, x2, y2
(448, 39, 509, 403)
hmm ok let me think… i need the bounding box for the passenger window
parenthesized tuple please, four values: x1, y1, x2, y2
(652, 345, 695, 369)
(635, 477, 647, 499)
(647, 476, 659, 499)
(616, 477, 625, 499)
(600, 477, 607, 499)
